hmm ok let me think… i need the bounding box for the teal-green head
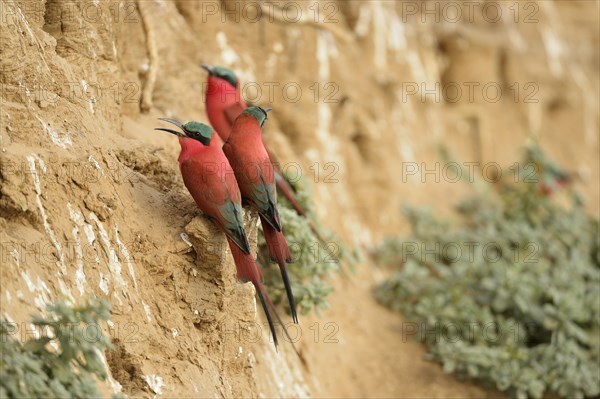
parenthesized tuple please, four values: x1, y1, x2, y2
(242, 106, 271, 127)
(155, 118, 214, 146)
(201, 64, 238, 89)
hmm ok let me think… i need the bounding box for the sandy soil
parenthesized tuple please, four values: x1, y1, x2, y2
(1, 1, 598, 398)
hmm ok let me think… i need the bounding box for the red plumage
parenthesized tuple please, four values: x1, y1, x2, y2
(175, 135, 281, 347)
(203, 71, 314, 221)
(204, 75, 246, 142)
(223, 112, 298, 323)
(261, 215, 292, 264)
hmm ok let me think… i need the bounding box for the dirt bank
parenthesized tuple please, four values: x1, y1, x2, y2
(1, 1, 598, 397)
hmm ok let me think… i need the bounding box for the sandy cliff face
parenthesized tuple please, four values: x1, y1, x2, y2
(1, 1, 598, 397)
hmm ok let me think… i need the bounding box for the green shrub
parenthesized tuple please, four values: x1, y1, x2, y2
(1, 298, 115, 399)
(374, 145, 600, 399)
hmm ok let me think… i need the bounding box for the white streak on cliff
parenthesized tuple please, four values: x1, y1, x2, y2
(540, 2, 564, 77)
(372, 1, 387, 69)
(99, 273, 110, 294)
(27, 156, 67, 274)
(83, 222, 101, 267)
(81, 218, 106, 293)
(144, 374, 165, 395)
(354, 4, 371, 37)
(21, 271, 36, 292)
(88, 155, 104, 175)
(356, 2, 404, 68)
(263, 344, 309, 397)
(89, 212, 126, 304)
(57, 278, 75, 303)
(115, 224, 139, 294)
(68, 203, 87, 296)
(389, 12, 406, 53)
(216, 31, 239, 65)
(81, 80, 95, 114)
(35, 116, 72, 149)
(21, 271, 52, 309)
(143, 301, 152, 322)
(315, 30, 340, 164)
(541, 28, 563, 77)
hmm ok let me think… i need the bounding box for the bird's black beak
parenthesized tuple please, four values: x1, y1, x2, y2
(155, 118, 186, 138)
(260, 107, 272, 122)
(201, 64, 213, 74)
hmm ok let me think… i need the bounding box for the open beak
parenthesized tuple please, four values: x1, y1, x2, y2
(155, 118, 186, 137)
(201, 64, 213, 74)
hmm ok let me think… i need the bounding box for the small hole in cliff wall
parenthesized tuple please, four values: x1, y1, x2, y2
(106, 339, 147, 395)
(338, 2, 359, 31)
(42, 0, 62, 42)
(173, 0, 198, 26)
(498, 50, 509, 91)
(351, 131, 373, 163)
(547, 97, 567, 113)
(438, 39, 455, 105)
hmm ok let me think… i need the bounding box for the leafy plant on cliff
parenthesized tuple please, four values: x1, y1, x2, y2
(0, 298, 116, 399)
(374, 145, 600, 399)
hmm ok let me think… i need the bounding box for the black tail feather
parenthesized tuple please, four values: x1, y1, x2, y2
(280, 266, 298, 324)
(262, 288, 302, 359)
(256, 286, 278, 350)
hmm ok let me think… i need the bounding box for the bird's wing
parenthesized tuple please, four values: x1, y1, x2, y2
(224, 141, 281, 231)
(224, 115, 282, 231)
(249, 166, 281, 231)
(180, 155, 250, 253)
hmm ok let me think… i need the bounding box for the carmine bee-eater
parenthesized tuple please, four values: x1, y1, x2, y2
(537, 158, 571, 197)
(154, 118, 283, 347)
(201, 64, 316, 228)
(201, 65, 246, 141)
(521, 145, 572, 197)
(222, 107, 298, 324)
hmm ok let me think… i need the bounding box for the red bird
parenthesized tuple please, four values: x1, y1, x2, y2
(201, 65, 314, 224)
(201, 65, 245, 142)
(155, 118, 283, 347)
(223, 107, 298, 324)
